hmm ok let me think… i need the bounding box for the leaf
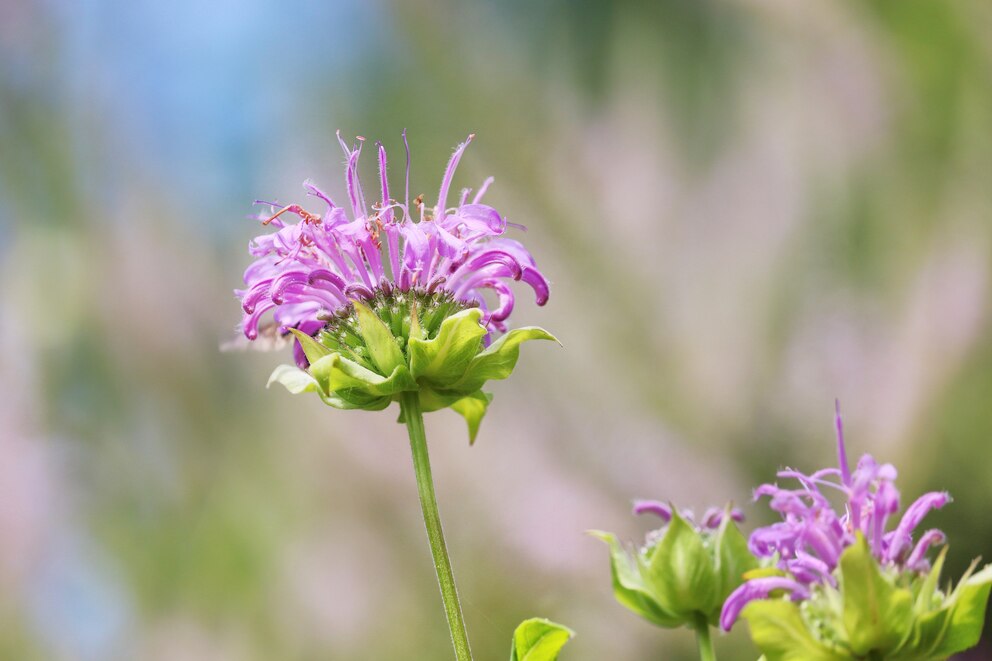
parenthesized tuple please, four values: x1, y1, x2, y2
(287, 327, 331, 364)
(416, 388, 467, 414)
(266, 364, 367, 409)
(839, 533, 914, 656)
(891, 549, 950, 659)
(587, 531, 682, 628)
(450, 391, 492, 445)
(509, 618, 574, 661)
(453, 326, 558, 392)
(741, 599, 847, 661)
(308, 353, 417, 398)
(647, 509, 718, 619)
(929, 563, 992, 657)
(408, 308, 486, 387)
(352, 300, 406, 375)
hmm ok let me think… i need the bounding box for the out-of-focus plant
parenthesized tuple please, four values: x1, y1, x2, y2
(592, 502, 756, 661)
(232, 132, 556, 660)
(721, 406, 992, 660)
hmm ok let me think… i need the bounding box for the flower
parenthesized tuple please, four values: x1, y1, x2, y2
(591, 501, 755, 630)
(720, 403, 949, 632)
(234, 132, 555, 442)
(237, 131, 549, 369)
(720, 404, 992, 660)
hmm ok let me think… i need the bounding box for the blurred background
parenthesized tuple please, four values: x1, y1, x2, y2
(2, 1, 991, 659)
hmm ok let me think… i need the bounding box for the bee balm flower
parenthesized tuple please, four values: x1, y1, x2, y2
(235, 132, 554, 442)
(721, 404, 992, 660)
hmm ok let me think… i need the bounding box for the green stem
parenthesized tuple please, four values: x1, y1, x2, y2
(400, 392, 473, 661)
(693, 618, 716, 661)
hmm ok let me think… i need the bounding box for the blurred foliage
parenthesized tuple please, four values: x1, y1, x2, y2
(1, 0, 991, 659)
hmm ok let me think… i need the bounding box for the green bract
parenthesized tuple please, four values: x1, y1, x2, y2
(741, 534, 992, 661)
(509, 618, 574, 661)
(591, 506, 757, 630)
(267, 291, 557, 443)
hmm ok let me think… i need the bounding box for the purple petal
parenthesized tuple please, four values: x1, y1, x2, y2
(886, 492, 950, 561)
(905, 529, 946, 570)
(632, 500, 672, 522)
(720, 577, 808, 631)
(436, 134, 474, 220)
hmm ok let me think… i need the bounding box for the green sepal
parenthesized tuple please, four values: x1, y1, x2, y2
(839, 533, 913, 656)
(287, 327, 332, 364)
(450, 391, 492, 445)
(452, 326, 559, 393)
(352, 300, 406, 375)
(741, 599, 848, 661)
(408, 308, 486, 387)
(647, 509, 718, 620)
(588, 531, 682, 628)
(308, 353, 417, 398)
(509, 618, 574, 661)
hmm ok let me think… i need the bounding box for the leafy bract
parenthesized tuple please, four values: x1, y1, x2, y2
(408, 308, 486, 386)
(741, 599, 847, 661)
(353, 301, 406, 375)
(840, 534, 914, 656)
(509, 618, 574, 661)
(648, 510, 718, 619)
(453, 327, 558, 392)
(450, 391, 492, 445)
(588, 531, 682, 628)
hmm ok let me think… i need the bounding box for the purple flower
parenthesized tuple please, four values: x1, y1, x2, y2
(236, 132, 549, 368)
(720, 402, 950, 631)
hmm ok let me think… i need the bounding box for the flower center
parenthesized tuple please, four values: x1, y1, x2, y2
(316, 285, 473, 365)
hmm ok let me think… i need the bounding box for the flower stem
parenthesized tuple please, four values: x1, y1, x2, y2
(693, 617, 716, 661)
(400, 392, 473, 661)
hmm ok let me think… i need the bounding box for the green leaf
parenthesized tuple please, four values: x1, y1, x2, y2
(713, 510, 760, 625)
(453, 326, 558, 392)
(266, 364, 366, 409)
(450, 391, 492, 445)
(741, 599, 847, 661)
(509, 618, 574, 661)
(587, 531, 682, 628)
(352, 300, 406, 375)
(929, 563, 992, 657)
(416, 387, 470, 413)
(308, 353, 417, 398)
(287, 327, 332, 364)
(839, 533, 914, 656)
(408, 308, 486, 387)
(647, 509, 718, 619)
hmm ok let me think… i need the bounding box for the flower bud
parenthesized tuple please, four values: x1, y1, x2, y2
(591, 503, 756, 630)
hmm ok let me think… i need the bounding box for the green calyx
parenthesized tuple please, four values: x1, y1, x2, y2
(590, 505, 757, 630)
(741, 534, 992, 660)
(266, 287, 557, 443)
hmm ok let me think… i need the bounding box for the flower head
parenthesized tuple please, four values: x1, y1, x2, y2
(237, 132, 549, 369)
(721, 403, 950, 632)
(234, 132, 555, 442)
(720, 404, 991, 661)
(591, 501, 755, 630)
